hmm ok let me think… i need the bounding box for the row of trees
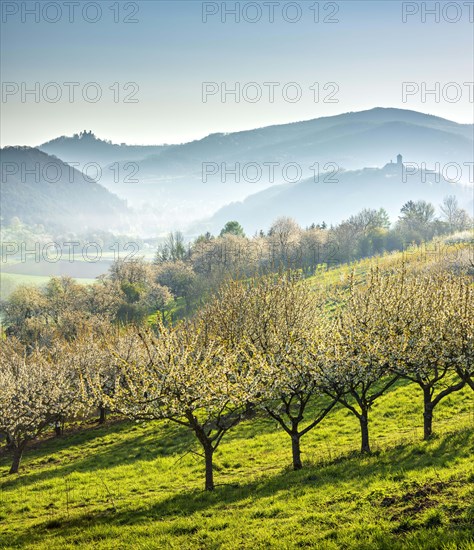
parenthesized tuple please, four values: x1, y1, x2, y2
(1, 262, 472, 489)
(151, 197, 472, 310)
(2, 196, 471, 330)
(1, 263, 177, 345)
(157, 196, 471, 266)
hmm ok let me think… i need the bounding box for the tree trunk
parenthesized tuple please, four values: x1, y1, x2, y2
(54, 419, 62, 437)
(359, 412, 370, 453)
(291, 432, 302, 470)
(185, 411, 216, 492)
(244, 401, 256, 419)
(423, 388, 434, 440)
(98, 405, 106, 424)
(9, 446, 24, 474)
(203, 443, 214, 491)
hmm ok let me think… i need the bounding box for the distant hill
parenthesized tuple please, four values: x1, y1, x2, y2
(203, 161, 474, 234)
(0, 147, 130, 231)
(27, 109, 474, 231)
(39, 131, 166, 167)
(94, 109, 474, 224)
(115, 107, 473, 179)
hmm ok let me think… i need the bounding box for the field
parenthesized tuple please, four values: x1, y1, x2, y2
(1, 381, 473, 549)
(0, 273, 96, 301)
(0, 248, 156, 300)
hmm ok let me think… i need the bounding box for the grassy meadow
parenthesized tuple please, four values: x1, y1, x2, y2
(1, 238, 473, 548)
(1, 380, 473, 549)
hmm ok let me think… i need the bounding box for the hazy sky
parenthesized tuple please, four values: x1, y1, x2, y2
(1, 0, 473, 146)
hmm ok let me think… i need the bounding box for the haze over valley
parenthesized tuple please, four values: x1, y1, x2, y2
(2, 107, 471, 237)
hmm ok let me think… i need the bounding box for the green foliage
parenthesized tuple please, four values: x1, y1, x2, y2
(219, 221, 246, 238)
(120, 281, 142, 304)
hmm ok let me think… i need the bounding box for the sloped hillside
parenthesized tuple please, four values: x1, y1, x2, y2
(206, 163, 473, 233)
(0, 147, 130, 231)
(0, 381, 473, 549)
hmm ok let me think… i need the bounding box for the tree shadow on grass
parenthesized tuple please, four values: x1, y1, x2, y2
(0, 420, 194, 489)
(0, 418, 132, 464)
(3, 427, 473, 548)
(0, 410, 307, 489)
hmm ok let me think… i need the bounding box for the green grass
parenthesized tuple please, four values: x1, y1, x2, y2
(1, 382, 473, 549)
(306, 240, 473, 291)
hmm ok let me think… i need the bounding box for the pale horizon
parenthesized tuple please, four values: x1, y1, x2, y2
(1, 106, 472, 149)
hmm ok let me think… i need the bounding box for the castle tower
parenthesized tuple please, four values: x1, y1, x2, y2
(397, 153, 403, 165)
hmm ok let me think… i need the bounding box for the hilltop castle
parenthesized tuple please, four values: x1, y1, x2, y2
(390, 154, 403, 165)
(383, 154, 403, 171)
